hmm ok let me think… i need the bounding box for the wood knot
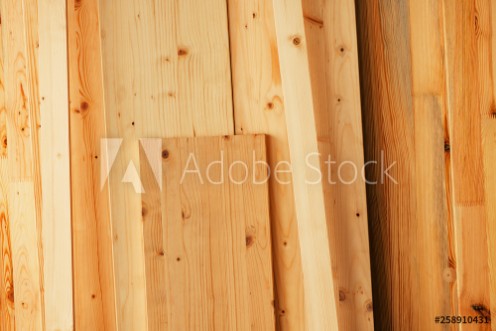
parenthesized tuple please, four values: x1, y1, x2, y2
(162, 150, 169, 159)
(91, 294, 96, 299)
(444, 141, 450, 152)
(158, 250, 165, 256)
(181, 209, 191, 220)
(339, 290, 346, 301)
(81, 101, 89, 111)
(245, 235, 254, 247)
(141, 207, 147, 217)
(365, 300, 373, 312)
(267, 102, 274, 110)
(178, 48, 188, 56)
(292, 36, 301, 46)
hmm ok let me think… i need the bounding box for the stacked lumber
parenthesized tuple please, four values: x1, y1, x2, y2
(0, 0, 494, 330)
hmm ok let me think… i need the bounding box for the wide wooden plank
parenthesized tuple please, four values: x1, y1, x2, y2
(354, 0, 418, 329)
(37, 0, 73, 329)
(302, 0, 374, 329)
(271, 0, 338, 329)
(98, 0, 234, 328)
(227, 1, 306, 329)
(140, 135, 275, 331)
(9, 182, 43, 331)
(67, 0, 118, 329)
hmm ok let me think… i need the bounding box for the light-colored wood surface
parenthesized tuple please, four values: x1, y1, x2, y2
(272, 0, 339, 329)
(9, 182, 43, 331)
(227, 0, 306, 329)
(67, 0, 118, 328)
(302, 0, 374, 329)
(444, 1, 492, 329)
(141, 135, 275, 331)
(37, 0, 73, 329)
(98, 0, 234, 328)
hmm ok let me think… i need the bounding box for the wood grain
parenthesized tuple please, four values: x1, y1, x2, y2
(9, 182, 43, 331)
(302, 0, 374, 329)
(37, 0, 73, 329)
(67, 0, 118, 328)
(272, 0, 339, 329)
(140, 135, 275, 331)
(0, 10, 15, 329)
(444, 0, 492, 329)
(355, 0, 419, 329)
(227, 0, 305, 329)
(98, 0, 234, 328)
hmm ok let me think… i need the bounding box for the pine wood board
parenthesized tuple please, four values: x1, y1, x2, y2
(444, 0, 493, 329)
(97, 0, 234, 328)
(140, 135, 275, 331)
(37, 0, 73, 329)
(67, 0, 118, 329)
(1, 0, 45, 329)
(272, 0, 339, 329)
(302, 0, 374, 329)
(226, 0, 306, 329)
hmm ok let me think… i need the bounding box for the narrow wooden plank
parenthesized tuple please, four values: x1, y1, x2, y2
(37, 0, 73, 329)
(302, 0, 374, 329)
(67, 0, 118, 328)
(141, 135, 274, 331)
(0, 159, 14, 330)
(408, 0, 454, 329)
(98, 0, 234, 328)
(354, 0, 418, 329)
(444, 0, 492, 328)
(271, 1, 338, 329)
(227, 1, 306, 329)
(487, 1, 496, 329)
(0, 11, 15, 329)
(9, 182, 43, 331)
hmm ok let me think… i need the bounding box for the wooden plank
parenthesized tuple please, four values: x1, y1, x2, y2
(302, 0, 374, 329)
(226, 1, 306, 329)
(271, 0, 338, 329)
(0, 158, 14, 330)
(487, 1, 496, 329)
(0, 11, 15, 329)
(444, 0, 492, 328)
(67, 0, 118, 329)
(9, 182, 43, 331)
(37, 0, 73, 329)
(140, 135, 275, 331)
(408, 0, 454, 329)
(354, 0, 418, 329)
(98, 0, 234, 328)
(1, 0, 45, 329)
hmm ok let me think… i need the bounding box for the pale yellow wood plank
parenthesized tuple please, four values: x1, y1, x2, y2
(302, 0, 374, 329)
(272, 0, 338, 329)
(0, 10, 15, 329)
(98, 0, 234, 328)
(227, 0, 306, 329)
(37, 0, 73, 329)
(9, 182, 43, 331)
(0, 159, 15, 330)
(67, 0, 118, 328)
(141, 135, 274, 331)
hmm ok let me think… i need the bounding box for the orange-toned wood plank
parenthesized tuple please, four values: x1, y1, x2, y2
(67, 0, 118, 328)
